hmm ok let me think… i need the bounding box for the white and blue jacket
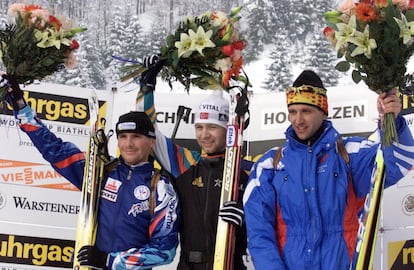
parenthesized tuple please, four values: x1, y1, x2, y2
(15, 105, 179, 270)
(243, 118, 414, 270)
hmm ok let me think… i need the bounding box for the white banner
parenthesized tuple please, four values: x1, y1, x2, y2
(0, 82, 413, 270)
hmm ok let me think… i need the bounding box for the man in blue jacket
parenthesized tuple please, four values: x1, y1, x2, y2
(1, 76, 179, 270)
(243, 70, 414, 270)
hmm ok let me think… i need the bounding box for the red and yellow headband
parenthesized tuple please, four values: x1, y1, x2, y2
(286, 84, 328, 115)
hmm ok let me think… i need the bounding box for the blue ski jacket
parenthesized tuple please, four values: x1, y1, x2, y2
(243, 118, 414, 270)
(15, 105, 179, 270)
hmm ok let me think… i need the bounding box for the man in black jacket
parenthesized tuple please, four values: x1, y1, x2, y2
(136, 56, 251, 270)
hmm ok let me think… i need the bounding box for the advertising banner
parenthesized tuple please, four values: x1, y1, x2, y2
(0, 82, 413, 269)
(0, 83, 112, 270)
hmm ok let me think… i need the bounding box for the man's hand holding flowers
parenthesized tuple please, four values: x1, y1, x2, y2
(0, 75, 26, 111)
(140, 54, 164, 93)
(121, 6, 248, 93)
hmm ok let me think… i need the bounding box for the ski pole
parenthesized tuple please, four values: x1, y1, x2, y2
(171, 105, 191, 140)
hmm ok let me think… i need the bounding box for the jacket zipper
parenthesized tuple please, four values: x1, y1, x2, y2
(308, 145, 316, 265)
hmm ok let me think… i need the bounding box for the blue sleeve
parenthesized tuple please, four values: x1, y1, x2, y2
(242, 148, 287, 270)
(345, 115, 414, 198)
(107, 176, 179, 269)
(16, 105, 85, 189)
(382, 115, 414, 186)
(137, 88, 201, 178)
(153, 128, 200, 178)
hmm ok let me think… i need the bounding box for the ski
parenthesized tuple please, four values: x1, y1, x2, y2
(213, 88, 249, 270)
(350, 147, 385, 270)
(73, 90, 110, 270)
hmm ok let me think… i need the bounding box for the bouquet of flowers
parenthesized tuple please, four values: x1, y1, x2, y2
(0, 3, 86, 102)
(121, 6, 248, 92)
(324, 0, 414, 145)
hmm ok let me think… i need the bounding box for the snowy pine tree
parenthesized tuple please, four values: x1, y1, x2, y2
(0, 0, 351, 91)
(120, 8, 143, 63)
(303, 29, 340, 87)
(301, 0, 339, 86)
(244, 0, 272, 63)
(264, 29, 293, 92)
(104, 3, 129, 88)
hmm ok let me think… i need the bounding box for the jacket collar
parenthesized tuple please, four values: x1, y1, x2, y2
(286, 120, 339, 149)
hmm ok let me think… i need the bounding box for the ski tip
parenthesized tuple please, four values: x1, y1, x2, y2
(87, 89, 100, 130)
(88, 90, 99, 108)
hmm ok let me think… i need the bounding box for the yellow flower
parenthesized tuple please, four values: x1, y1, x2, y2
(348, 25, 377, 58)
(189, 26, 215, 56)
(335, 15, 357, 51)
(394, 13, 414, 45)
(175, 32, 193, 58)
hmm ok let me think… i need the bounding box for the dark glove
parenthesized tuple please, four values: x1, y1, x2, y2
(140, 54, 164, 93)
(77, 245, 108, 270)
(219, 200, 244, 227)
(1, 74, 26, 111)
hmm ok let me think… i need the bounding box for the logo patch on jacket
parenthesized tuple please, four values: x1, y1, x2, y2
(317, 153, 328, 173)
(102, 178, 122, 202)
(317, 164, 327, 173)
(214, 178, 222, 187)
(128, 201, 150, 217)
(134, 185, 150, 200)
(104, 178, 122, 192)
(102, 190, 118, 202)
(192, 176, 204, 187)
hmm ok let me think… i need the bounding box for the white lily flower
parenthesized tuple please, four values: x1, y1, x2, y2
(175, 32, 193, 58)
(35, 29, 71, 49)
(394, 13, 414, 45)
(348, 25, 377, 58)
(335, 15, 358, 51)
(189, 26, 216, 56)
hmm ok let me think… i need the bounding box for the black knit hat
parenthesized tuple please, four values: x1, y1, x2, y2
(293, 70, 325, 89)
(286, 70, 328, 115)
(116, 111, 155, 138)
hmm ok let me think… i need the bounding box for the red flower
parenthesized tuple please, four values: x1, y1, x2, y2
(222, 45, 234, 56)
(409, 0, 414, 9)
(70, 40, 80, 50)
(323, 26, 334, 37)
(323, 26, 336, 45)
(24, 4, 43, 12)
(355, 3, 377, 22)
(233, 40, 244, 50)
(49, 15, 62, 30)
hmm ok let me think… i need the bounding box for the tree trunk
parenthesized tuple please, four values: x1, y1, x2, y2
(169, 0, 174, 32)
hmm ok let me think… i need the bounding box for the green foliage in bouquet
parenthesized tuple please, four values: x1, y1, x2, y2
(324, 0, 414, 145)
(325, 0, 414, 91)
(121, 6, 249, 92)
